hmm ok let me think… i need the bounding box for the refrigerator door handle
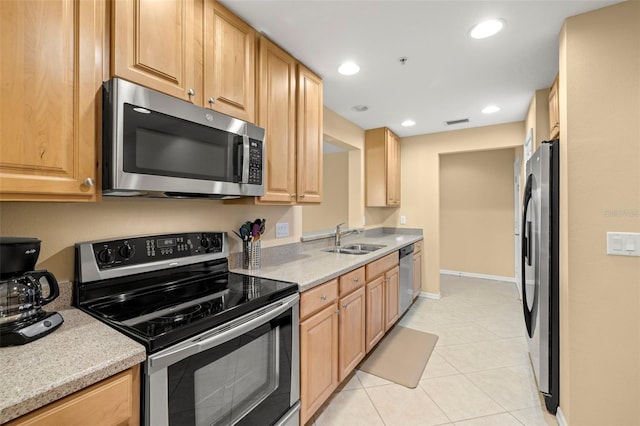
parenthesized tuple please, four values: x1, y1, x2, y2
(521, 173, 534, 338)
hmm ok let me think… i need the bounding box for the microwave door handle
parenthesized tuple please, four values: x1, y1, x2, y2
(241, 135, 250, 183)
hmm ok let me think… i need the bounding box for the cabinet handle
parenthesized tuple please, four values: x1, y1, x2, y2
(342, 304, 347, 309)
(208, 97, 216, 105)
(82, 177, 95, 187)
(300, 194, 306, 198)
(335, 309, 340, 315)
(321, 295, 327, 301)
(354, 277, 359, 283)
(290, 193, 296, 198)
(188, 88, 196, 97)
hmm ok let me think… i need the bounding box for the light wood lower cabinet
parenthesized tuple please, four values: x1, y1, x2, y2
(300, 300, 339, 425)
(413, 250, 423, 299)
(338, 286, 366, 382)
(7, 365, 140, 426)
(384, 266, 400, 331)
(365, 274, 385, 352)
(365, 253, 400, 353)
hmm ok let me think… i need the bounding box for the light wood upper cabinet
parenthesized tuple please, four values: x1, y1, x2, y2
(0, 0, 103, 202)
(549, 73, 559, 140)
(256, 37, 297, 203)
(204, 0, 255, 122)
(6, 365, 140, 426)
(365, 127, 401, 207)
(111, 0, 195, 101)
(296, 64, 323, 203)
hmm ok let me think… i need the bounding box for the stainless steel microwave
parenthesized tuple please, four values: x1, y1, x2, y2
(102, 78, 265, 199)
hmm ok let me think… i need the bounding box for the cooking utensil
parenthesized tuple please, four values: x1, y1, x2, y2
(259, 219, 266, 234)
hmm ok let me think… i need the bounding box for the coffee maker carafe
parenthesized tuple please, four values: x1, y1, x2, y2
(0, 237, 64, 346)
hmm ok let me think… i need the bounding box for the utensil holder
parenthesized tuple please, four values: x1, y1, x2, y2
(242, 241, 261, 269)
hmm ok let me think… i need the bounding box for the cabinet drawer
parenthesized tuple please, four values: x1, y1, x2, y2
(339, 267, 365, 297)
(300, 279, 338, 320)
(365, 252, 399, 281)
(414, 240, 423, 254)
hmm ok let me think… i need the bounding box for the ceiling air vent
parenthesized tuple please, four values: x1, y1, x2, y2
(445, 118, 470, 126)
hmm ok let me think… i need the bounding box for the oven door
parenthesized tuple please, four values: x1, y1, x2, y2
(146, 294, 299, 426)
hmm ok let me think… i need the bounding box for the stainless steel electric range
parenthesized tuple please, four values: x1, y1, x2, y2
(74, 232, 300, 426)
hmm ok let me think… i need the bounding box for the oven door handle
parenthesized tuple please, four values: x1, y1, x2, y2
(149, 293, 299, 372)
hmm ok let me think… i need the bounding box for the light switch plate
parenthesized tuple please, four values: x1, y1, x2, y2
(607, 232, 640, 256)
(275, 222, 289, 238)
(400, 215, 407, 225)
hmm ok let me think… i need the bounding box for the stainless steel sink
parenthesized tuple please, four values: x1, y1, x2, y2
(323, 243, 386, 255)
(342, 243, 386, 252)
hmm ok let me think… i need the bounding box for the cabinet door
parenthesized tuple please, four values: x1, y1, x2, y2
(204, 1, 255, 122)
(413, 252, 423, 299)
(386, 130, 401, 206)
(338, 286, 366, 382)
(549, 73, 559, 139)
(385, 266, 400, 331)
(296, 64, 323, 203)
(365, 275, 385, 353)
(112, 0, 195, 101)
(256, 37, 297, 203)
(0, 0, 102, 202)
(6, 365, 140, 426)
(300, 303, 338, 425)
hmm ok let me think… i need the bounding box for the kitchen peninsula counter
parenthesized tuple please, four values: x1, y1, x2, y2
(230, 229, 423, 292)
(0, 308, 146, 424)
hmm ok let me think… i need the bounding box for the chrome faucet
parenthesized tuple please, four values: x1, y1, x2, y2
(335, 222, 346, 246)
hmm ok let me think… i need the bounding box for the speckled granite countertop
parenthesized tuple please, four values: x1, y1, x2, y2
(231, 232, 423, 291)
(0, 308, 146, 424)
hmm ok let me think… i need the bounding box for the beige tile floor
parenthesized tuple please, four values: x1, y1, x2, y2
(307, 274, 559, 426)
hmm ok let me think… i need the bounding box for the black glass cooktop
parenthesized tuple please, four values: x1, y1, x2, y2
(81, 270, 297, 353)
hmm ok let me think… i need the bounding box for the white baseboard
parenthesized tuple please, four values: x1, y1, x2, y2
(419, 292, 441, 300)
(440, 269, 516, 284)
(556, 406, 567, 426)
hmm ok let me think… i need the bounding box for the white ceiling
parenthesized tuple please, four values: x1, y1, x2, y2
(220, 0, 620, 138)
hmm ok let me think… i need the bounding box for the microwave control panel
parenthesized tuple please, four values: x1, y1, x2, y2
(92, 232, 224, 269)
(248, 139, 262, 185)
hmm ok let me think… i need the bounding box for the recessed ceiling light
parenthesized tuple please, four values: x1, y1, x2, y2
(352, 105, 369, 112)
(470, 19, 505, 39)
(338, 62, 360, 76)
(482, 105, 501, 114)
(401, 120, 415, 127)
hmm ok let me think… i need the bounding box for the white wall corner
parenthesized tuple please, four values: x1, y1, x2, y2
(420, 292, 441, 300)
(556, 406, 568, 426)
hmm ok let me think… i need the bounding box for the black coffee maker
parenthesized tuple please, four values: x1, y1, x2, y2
(0, 237, 64, 346)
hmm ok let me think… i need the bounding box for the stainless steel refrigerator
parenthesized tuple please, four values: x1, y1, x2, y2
(521, 139, 560, 414)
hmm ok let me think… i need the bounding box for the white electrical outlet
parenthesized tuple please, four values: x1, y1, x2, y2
(400, 215, 407, 225)
(362, 216, 366, 226)
(607, 232, 640, 256)
(275, 222, 289, 238)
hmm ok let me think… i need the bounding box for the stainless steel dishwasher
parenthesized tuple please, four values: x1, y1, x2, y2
(399, 244, 415, 316)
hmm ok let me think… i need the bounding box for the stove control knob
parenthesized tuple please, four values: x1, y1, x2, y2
(200, 235, 213, 249)
(97, 248, 115, 265)
(212, 235, 222, 249)
(119, 243, 135, 260)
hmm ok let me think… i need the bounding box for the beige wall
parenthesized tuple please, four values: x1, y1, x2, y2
(559, 2, 640, 424)
(323, 107, 365, 228)
(440, 149, 516, 278)
(302, 151, 349, 232)
(402, 122, 524, 295)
